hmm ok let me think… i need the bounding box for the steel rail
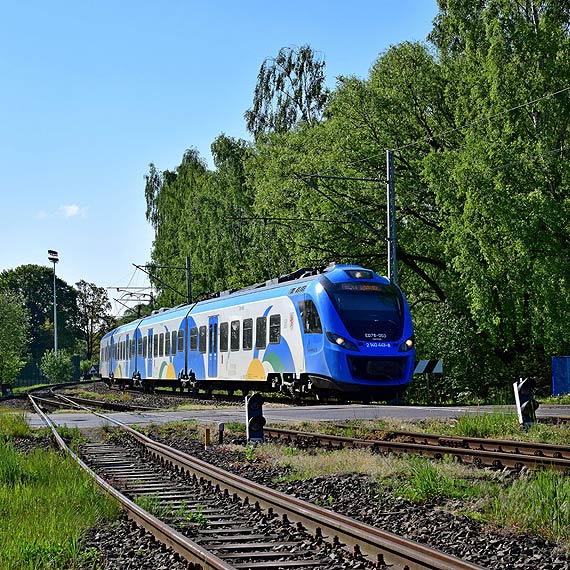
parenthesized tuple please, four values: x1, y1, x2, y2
(28, 395, 235, 570)
(52, 393, 485, 570)
(380, 430, 570, 460)
(53, 392, 159, 412)
(265, 427, 570, 472)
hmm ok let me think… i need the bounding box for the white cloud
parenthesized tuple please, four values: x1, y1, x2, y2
(58, 204, 86, 218)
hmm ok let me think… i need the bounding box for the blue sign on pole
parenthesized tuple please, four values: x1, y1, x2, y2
(552, 357, 570, 396)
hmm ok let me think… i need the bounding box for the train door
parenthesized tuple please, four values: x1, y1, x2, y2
(208, 316, 218, 377)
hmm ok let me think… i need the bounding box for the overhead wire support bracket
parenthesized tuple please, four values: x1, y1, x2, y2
(295, 162, 398, 284)
(133, 257, 192, 304)
(293, 173, 386, 242)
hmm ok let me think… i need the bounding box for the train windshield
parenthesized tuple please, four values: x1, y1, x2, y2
(323, 281, 404, 340)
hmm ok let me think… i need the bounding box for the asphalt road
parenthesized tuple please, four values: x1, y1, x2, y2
(24, 403, 570, 430)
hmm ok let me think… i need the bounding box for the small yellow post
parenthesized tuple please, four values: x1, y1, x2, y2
(204, 427, 211, 449)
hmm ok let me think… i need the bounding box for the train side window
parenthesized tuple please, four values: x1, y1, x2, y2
(131, 339, 135, 357)
(219, 322, 228, 352)
(199, 326, 207, 353)
(230, 320, 240, 351)
(153, 334, 158, 357)
(143, 336, 147, 358)
(298, 299, 323, 334)
(159, 333, 164, 357)
(138, 338, 143, 356)
(243, 318, 253, 350)
(165, 332, 170, 356)
(177, 330, 184, 352)
(255, 317, 267, 349)
(190, 327, 198, 351)
(269, 314, 281, 343)
(171, 331, 177, 355)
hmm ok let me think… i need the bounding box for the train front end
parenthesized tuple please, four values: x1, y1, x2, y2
(304, 265, 415, 401)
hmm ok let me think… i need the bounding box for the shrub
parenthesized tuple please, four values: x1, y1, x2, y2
(40, 349, 73, 383)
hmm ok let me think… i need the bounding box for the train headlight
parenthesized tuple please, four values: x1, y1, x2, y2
(326, 331, 360, 351)
(398, 337, 414, 352)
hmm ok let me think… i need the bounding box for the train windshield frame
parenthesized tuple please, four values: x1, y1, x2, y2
(321, 279, 404, 341)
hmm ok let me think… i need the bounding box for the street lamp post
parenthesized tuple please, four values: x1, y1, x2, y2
(47, 250, 59, 354)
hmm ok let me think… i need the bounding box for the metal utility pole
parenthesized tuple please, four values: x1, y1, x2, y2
(47, 250, 59, 354)
(186, 256, 192, 304)
(386, 150, 398, 284)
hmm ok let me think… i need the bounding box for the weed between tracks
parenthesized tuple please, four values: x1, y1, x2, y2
(135, 494, 208, 528)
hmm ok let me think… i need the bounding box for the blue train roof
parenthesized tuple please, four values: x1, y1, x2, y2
(103, 264, 393, 336)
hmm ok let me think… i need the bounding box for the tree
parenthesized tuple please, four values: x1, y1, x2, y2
(144, 149, 209, 307)
(75, 280, 113, 362)
(0, 290, 30, 386)
(245, 45, 329, 137)
(40, 349, 73, 384)
(424, 0, 570, 390)
(0, 265, 79, 360)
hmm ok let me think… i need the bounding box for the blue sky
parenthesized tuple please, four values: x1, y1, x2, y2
(0, 1, 438, 313)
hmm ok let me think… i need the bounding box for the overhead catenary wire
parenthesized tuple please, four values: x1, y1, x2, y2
(333, 85, 570, 172)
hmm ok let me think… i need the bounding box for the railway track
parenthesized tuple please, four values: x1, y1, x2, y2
(265, 427, 570, 473)
(31, 391, 159, 412)
(29, 394, 485, 570)
(30, 389, 570, 474)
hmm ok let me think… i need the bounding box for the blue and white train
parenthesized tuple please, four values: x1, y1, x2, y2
(99, 264, 415, 401)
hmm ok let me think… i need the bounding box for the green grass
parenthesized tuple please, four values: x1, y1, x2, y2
(489, 470, 570, 544)
(539, 394, 570, 405)
(447, 412, 520, 438)
(0, 412, 31, 439)
(12, 383, 52, 394)
(413, 412, 570, 445)
(392, 455, 490, 503)
(0, 442, 121, 570)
